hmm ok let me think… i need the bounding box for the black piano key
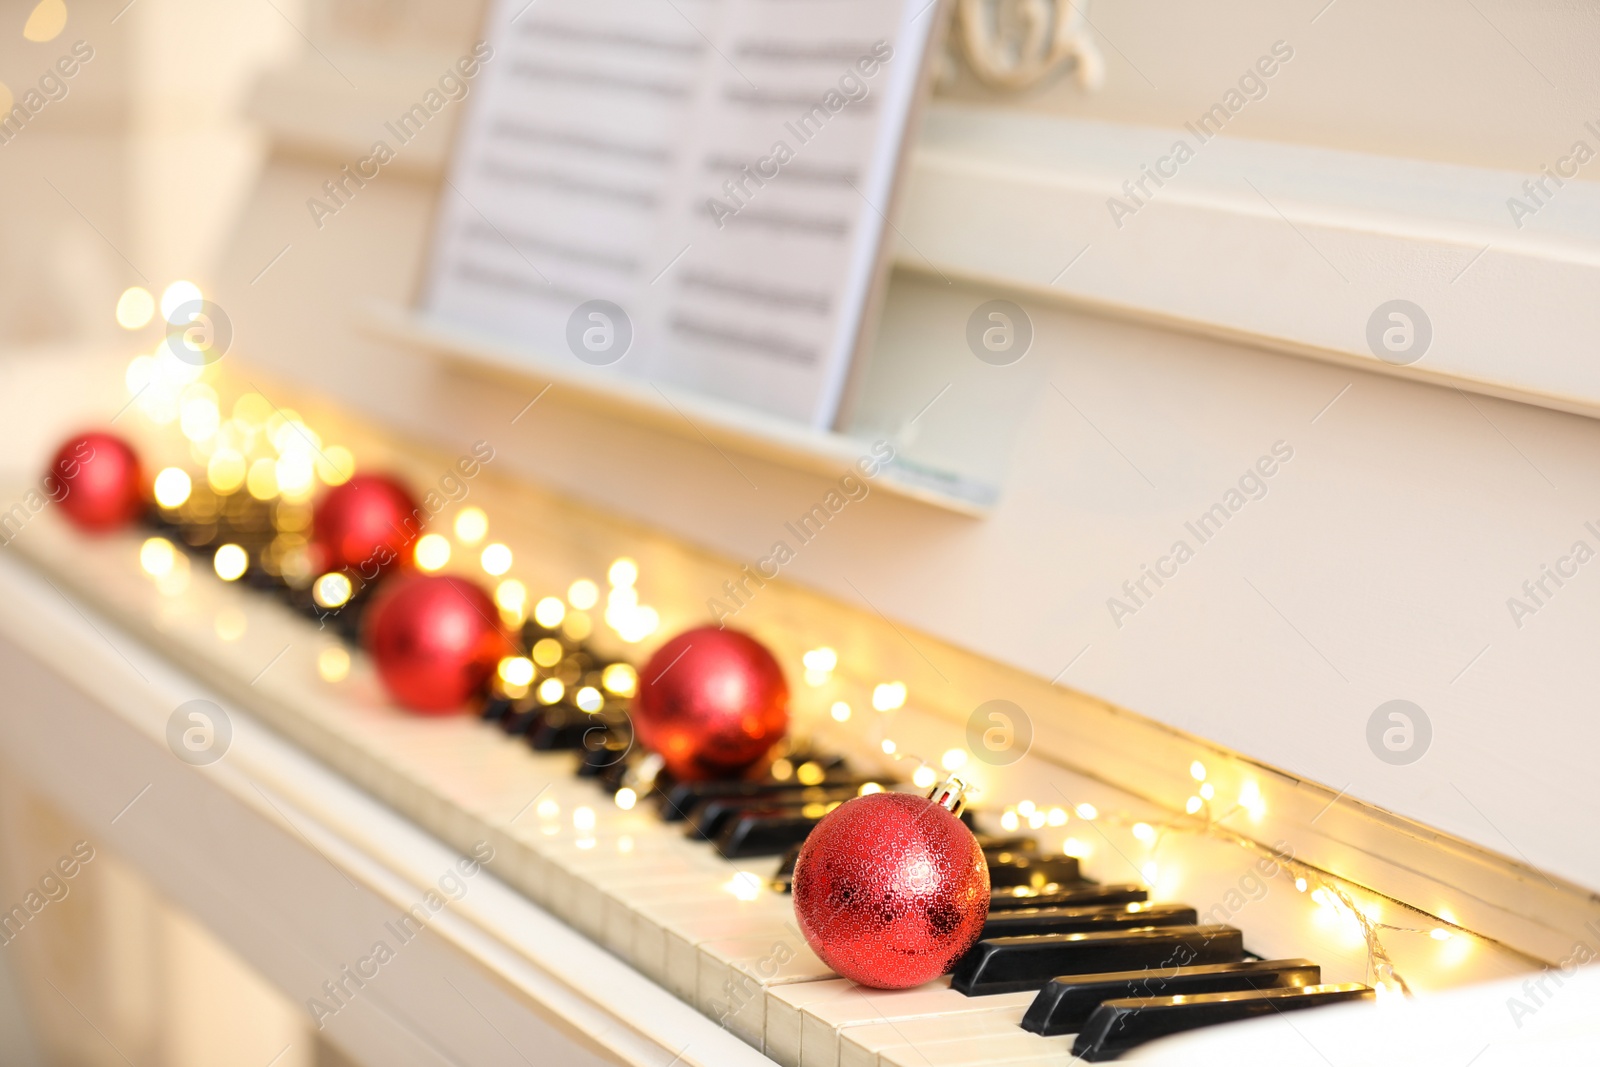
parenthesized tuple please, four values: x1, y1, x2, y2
(771, 844, 803, 892)
(974, 834, 1039, 853)
(986, 852, 1081, 889)
(516, 705, 600, 750)
(712, 804, 835, 858)
(1073, 983, 1374, 1060)
(952, 925, 1244, 996)
(1021, 957, 1322, 1036)
(989, 883, 1148, 911)
(481, 697, 516, 725)
(687, 786, 862, 841)
(979, 902, 1196, 941)
(655, 774, 874, 822)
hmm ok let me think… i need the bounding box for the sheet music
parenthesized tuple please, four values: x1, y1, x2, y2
(421, 0, 941, 428)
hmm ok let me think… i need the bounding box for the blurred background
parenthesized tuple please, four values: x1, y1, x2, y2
(1, 0, 1598, 1062)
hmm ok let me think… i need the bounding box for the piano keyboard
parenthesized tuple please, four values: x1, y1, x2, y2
(0, 493, 1408, 1065)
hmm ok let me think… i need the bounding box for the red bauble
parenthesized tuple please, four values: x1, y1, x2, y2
(364, 575, 512, 714)
(50, 431, 144, 531)
(313, 474, 420, 574)
(793, 787, 990, 990)
(631, 626, 788, 780)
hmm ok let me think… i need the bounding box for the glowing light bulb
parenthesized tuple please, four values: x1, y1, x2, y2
(1000, 809, 1020, 832)
(912, 765, 937, 789)
(802, 647, 837, 672)
(480, 543, 512, 576)
(1190, 761, 1207, 781)
(830, 701, 851, 722)
(1185, 796, 1204, 814)
(313, 572, 352, 609)
(533, 596, 565, 628)
(1295, 877, 1307, 892)
(316, 446, 354, 486)
(1046, 807, 1068, 826)
(531, 638, 564, 668)
(275, 453, 315, 501)
(880, 739, 896, 755)
(152, 467, 192, 509)
(498, 657, 535, 687)
(1431, 928, 1452, 941)
(1017, 800, 1036, 817)
(725, 872, 762, 902)
(615, 787, 637, 811)
(140, 537, 175, 578)
(207, 449, 246, 494)
(1132, 822, 1156, 844)
(246, 458, 278, 500)
(414, 533, 451, 572)
(573, 807, 596, 832)
(941, 749, 968, 771)
(1075, 803, 1098, 820)
(1199, 783, 1215, 800)
(602, 663, 638, 697)
(318, 645, 350, 682)
(797, 761, 825, 786)
(858, 782, 883, 796)
(1062, 837, 1092, 859)
(212, 543, 248, 581)
(608, 557, 638, 587)
(160, 280, 202, 322)
(454, 507, 488, 545)
(872, 682, 906, 711)
(537, 678, 564, 704)
(536, 798, 559, 821)
(116, 287, 155, 330)
(568, 579, 599, 610)
(575, 686, 603, 713)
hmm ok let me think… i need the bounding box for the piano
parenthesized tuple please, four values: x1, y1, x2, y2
(1, 1, 1598, 1065)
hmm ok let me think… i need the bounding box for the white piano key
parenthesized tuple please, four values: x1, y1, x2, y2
(837, 1008, 1033, 1067)
(698, 935, 836, 1047)
(800, 980, 1038, 1067)
(876, 1030, 1074, 1067)
(766, 979, 879, 1066)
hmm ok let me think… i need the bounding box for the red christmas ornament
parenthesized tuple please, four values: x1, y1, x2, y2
(364, 575, 512, 714)
(632, 626, 788, 780)
(313, 474, 420, 575)
(49, 431, 144, 532)
(793, 779, 989, 990)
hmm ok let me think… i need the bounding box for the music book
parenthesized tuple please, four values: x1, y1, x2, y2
(419, 0, 945, 428)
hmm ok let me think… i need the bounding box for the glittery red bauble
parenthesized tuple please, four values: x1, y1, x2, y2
(313, 474, 420, 575)
(50, 431, 144, 532)
(793, 791, 990, 990)
(631, 626, 788, 780)
(364, 575, 512, 714)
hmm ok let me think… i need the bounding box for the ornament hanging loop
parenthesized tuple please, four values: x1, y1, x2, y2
(927, 775, 970, 816)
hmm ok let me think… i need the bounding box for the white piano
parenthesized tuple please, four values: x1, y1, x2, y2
(2, 0, 1599, 1064)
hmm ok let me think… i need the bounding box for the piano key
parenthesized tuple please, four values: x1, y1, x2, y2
(1072, 982, 1376, 1061)
(698, 935, 836, 1047)
(985, 851, 1081, 889)
(877, 1030, 1076, 1066)
(988, 882, 1148, 911)
(714, 804, 837, 858)
(834, 1008, 1036, 1067)
(688, 786, 863, 841)
(787, 978, 1037, 1067)
(979, 901, 1197, 940)
(1021, 956, 1322, 1035)
(952, 925, 1245, 996)
(973, 835, 1039, 853)
(657, 773, 876, 822)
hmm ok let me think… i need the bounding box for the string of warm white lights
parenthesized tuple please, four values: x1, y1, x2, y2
(1081, 795, 1468, 997)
